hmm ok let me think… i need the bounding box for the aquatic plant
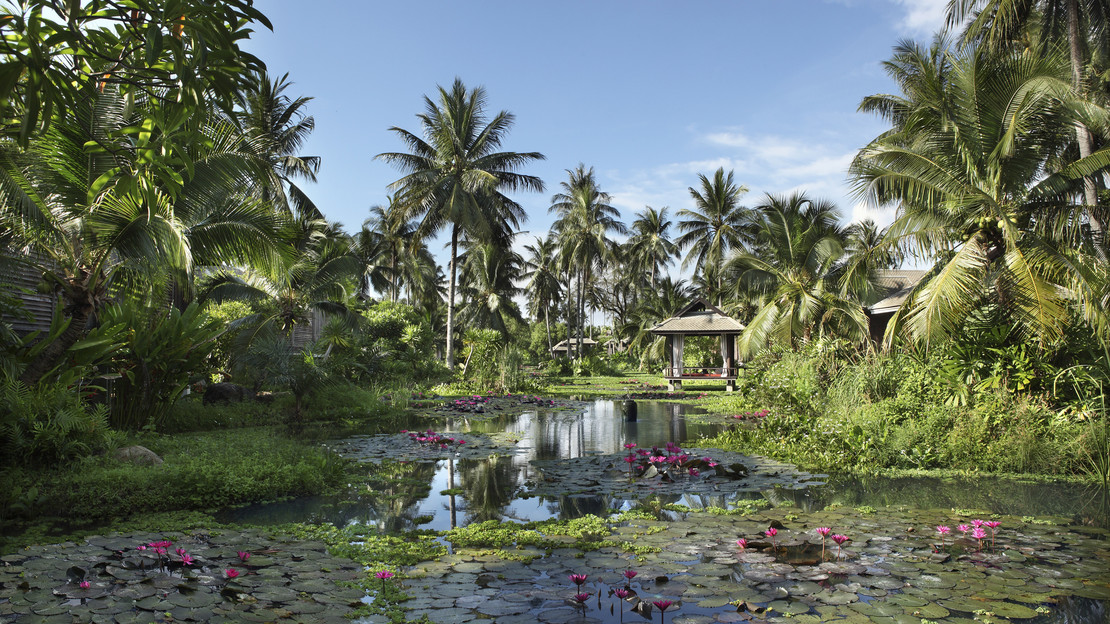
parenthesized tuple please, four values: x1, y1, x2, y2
(736, 538, 747, 549)
(653, 599, 674, 623)
(623, 569, 637, 585)
(935, 525, 950, 550)
(972, 526, 987, 551)
(574, 591, 591, 605)
(569, 573, 587, 587)
(225, 568, 239, 579)
(237, 550, 251, 562)
(375, 569, 395, 594)
(816, 526, 831, 560)
(765, 526, 778, 549)
(79, 581, 89, 589)
(614, 588, 630, 623)
(831, 534, 849, 560)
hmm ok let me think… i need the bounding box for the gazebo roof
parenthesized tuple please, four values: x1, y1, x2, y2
(649, 299, 745, 336)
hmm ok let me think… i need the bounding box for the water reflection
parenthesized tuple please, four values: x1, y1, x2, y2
(218, 400, 1110, 533)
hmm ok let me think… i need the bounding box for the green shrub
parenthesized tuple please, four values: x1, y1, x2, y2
(0, 380, 118, 468)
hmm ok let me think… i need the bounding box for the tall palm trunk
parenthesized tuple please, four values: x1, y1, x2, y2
(1067, 0, 1103, 236)
(445, 225, 459, 368)
(544, 306, 553, 355)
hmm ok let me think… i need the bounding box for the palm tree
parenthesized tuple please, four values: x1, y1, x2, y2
(457, 238, 526, 338)
(523, 235, 563, 354)
(0, 87, 284, 385)
(622, 276, 693, 368)
(628, 206, 679, 289)
(948, 0, 1110, 232)
(235, 71, 322, 217)
(840, 219, 904, 305)
(377, 79, 545, 368)
(677, 168, 752, 303)
(549, 165, 627, 358)
(851, 40, 1110, 347)
(358, 196, 420, 301)
(725, 193, 869, 356)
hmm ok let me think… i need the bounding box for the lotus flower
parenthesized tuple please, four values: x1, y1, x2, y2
(972, 527, 987, 550)
(816, 527, 831, 559)
(180, 553, 194, 565)
(237, 550, 250, 562)
(623, 569, 637, 583)
(79, 580, 90, 589)
(225, 569, 239, 579)
(569, 573, 588, 586)
(653, 599, 675, 623)
(936, 525, 951, 550)
(574, 592, 591, 604)
(765, 526, 778, 549)
(831, 534, 849, 560)
(736, 538, 748, 549)
(376, 569, 394, 592)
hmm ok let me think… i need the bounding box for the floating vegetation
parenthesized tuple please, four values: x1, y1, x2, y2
(529, 447, 825, 498)
(398, 504, 1110, 623)
(329, 431, 517, 462)
(0, 529, 365, 622)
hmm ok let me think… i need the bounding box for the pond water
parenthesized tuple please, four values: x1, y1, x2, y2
(219, 399, 1110, 533)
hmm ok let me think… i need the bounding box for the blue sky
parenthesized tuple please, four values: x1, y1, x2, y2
(245, 0, 949, 259)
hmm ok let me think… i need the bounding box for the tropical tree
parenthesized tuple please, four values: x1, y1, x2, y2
(725, 193, 869, 356)
(622, 277, 693, 368)
(357, 196, 421, 301)
(523, 235, 563, 354)
(549, 164, 626, 358)
(677, 168, 752, 302)
(377, 78, 545, 368)
(840, 219, 904, 305)
(234, 71, 321, 216)
(457, 238, 525, 338)
(0, 87, 283, 385)
(627, 206, 679, 289)
(948, 0, 1110, 232)
(851, 40, 1110, 347)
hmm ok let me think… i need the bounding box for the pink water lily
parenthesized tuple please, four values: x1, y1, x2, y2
(816, 527, 831, 560)
(957, 524, 969, 534)
(972, 527, 987, 550)
(237, 550, 250, 562)
(653, 599, 675, 623)
(985, 521, 1001, 547)
(831, 534, 849, 560)
(79, 580, 90, 589)
(623, 569, 637, 582)
(936, 525, 951, 550)
(736, 538, 748, 549)
(225, 569, 239, 579)
(765, 526, 778, 549)
(573, 592, 591, 604)
(179, 553, 194, 565)
(569, 573, 588, 586)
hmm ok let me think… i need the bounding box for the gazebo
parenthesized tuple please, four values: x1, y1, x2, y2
(550, 337, 598, 358)
(649, 299, 745, 392)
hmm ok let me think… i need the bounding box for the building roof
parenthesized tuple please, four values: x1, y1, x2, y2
(649, 299, 745, 335)
(551, 338, 599, 352)
(866, 269, 928, 315)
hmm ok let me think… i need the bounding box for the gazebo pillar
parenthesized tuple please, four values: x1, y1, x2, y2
(668, 334, 684, 391)
(721, 333, 736, 392)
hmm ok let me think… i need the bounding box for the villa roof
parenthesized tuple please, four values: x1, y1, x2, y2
(649, 299, 745, 335)
(866, 269, 928, 315)
(551, 338, 598, 352)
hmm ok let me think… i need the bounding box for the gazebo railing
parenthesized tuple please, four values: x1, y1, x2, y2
(663, 366, 739, 378)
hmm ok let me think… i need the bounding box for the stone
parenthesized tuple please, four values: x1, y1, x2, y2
(113, 445, 162, 466)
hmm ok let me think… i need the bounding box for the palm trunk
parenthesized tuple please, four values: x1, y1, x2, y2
(544, 306, 553, 355)
(445, 225, 459, 369)
(1067, 0, 1103, 237)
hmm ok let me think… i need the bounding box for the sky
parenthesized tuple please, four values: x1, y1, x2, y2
(244, 0, 951, 266)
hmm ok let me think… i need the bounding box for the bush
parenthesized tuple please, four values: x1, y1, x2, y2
(0, 380, 118, 468)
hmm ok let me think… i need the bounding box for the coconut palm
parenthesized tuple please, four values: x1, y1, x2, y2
(549, 164, 627, 358)
(622, 276, 694, 368)
(377, 79, 545, 368)
(677, 168, 752, 302)
(948, 0, 1110, 232)
(725, 193, 869, 356)
(628, 206, 679, 289)
(235, 71, 322, 217)
(0, 87, 284, 385)
(457, 238, 525, 338)
(851, 41, 1110, 347)
(523, 235, 563, 354)
(357, 196, 421, 301)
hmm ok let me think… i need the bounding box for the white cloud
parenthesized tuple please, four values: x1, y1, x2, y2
(893, 0, 949, 36)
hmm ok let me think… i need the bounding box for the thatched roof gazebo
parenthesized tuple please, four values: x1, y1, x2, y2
(550, 337, 598, 358)
(649, 299, 745, 392)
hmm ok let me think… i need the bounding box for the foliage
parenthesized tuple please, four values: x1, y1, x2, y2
(99, 301, 222, 430)
(0, 379, 117, 469)
(9, 428, 345, 523)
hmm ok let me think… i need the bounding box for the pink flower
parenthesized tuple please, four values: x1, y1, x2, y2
(225, 569, 239, 579)
(816, 527, 831, 537)
(574, 592, 591, 604)
(765, 527, 777, 538)
(375, 570, 395, 580)
(688, 468, 700, 477)
(569, 573, 588, 586)
(653, 599, 674, 612)
(137, 545, 147, 551)
(972, 527, 986, 540)
(180, 553, 194, 565)
(972, 519, 984, 528)
(936, 525, 950, 535)
(623, 455, 636, 464)
(736, 538, 748, 549)
(237, 550, 250, 562)
(614, 588, 630, 599)
(624, 443, 637, 449)
(986, 521, 1001, 530)
(957, 524, 969, 534)
(831, 534, 849, 545)
(175, 547, 186, 556)
(79, 581, 90, 589)
(623, 569, 637, 580)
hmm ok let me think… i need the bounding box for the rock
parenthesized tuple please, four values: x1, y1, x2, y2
(203, 383, 253, 406)
(114, 446, 163, 466)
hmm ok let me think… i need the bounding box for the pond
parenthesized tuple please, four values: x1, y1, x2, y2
(5, 398, 1106, 624)
(211, 398, 1110, 624)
